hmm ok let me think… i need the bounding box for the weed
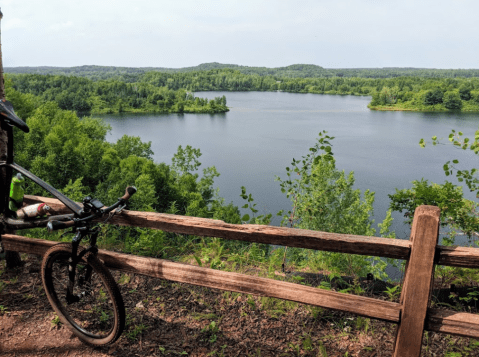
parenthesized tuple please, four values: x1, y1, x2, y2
(201, 321, 220, 344)
(384, 285, 401, 301)
(9, 276, 18, 284)
(308, 305, 324, 319)
(98, 287, 107, 303)
(191, 312, 217, 321)
(319, 281, 332, 290)
(355, 316, 370, 334)
(51, 314, 61, 328)
(218, 345, 227, 357)
(100, 310, 110, 323)
(0, 281, 5, 294)
(246, 295, 256, 310)
(287, 342, 301, 355)
(0, 305, 7, 314)
(318, 340, 328, 357)
(126, 323, 148, 340)
(302, 333, 313, 351)
(118, 273, 131, 285)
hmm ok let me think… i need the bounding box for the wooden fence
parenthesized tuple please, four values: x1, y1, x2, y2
(3, 195, 479, 356)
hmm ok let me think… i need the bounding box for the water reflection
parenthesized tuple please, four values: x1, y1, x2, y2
(97, 92, 479, 255)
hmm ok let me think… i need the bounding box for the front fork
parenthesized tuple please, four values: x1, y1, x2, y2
(66, 228, 99, 304)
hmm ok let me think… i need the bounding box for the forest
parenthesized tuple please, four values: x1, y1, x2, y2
(5, 74, 228, 114)
(8, 67, 479, 114)
(7, 62, 479, 79)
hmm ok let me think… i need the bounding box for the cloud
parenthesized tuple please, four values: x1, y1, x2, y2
(3, 18, 27, 30)
(48, 21, 74, 32)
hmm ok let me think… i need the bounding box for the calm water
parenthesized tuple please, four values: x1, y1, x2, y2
(98, 92, 479, 242)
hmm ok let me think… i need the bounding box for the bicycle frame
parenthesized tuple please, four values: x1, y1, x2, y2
(0, 160, 80, 230)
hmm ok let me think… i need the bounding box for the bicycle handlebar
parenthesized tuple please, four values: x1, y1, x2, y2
(47, 220, 75, 231)
(121, 186, 137, 201)
(47, 186, 137, 232)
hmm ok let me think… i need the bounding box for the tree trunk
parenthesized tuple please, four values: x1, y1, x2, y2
(0, 120, 22, 268)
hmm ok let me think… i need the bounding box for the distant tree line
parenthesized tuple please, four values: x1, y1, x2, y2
(7, 74, 228, 114)
(8, 69, 479, 113)
(368, 78, 479, 111)
(7, 63, 479, 81)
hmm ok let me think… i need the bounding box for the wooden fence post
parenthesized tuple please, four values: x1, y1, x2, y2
(393, 205, 440, 356)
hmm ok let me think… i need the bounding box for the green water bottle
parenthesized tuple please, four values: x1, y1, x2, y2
(9, 173, 25, 212)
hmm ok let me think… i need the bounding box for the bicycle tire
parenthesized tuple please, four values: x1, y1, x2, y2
(41, 243, 125, 346)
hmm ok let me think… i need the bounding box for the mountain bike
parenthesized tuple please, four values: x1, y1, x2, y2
(0, 99, 136, 346)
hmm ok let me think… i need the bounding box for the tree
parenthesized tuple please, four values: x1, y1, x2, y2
(276, 131, 394, 278)
(416, 130, 479, 240)
(423, 88, 444, 105)
(458, 83, 473, 101)
(443, 91, 463, 110)
(389, 179, 477, 243)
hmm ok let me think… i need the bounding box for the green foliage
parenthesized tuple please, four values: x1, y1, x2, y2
(418, 129, 479, 241)
(384, 285, 402, 301)
(9, 69, 479, 114)
(172, 145, 202, 175)
(6, 81, 241, 262)
(8, 63, 479, 80)
(443, 91, 463, 110)
(424, 88, 444, 105)
(8, 73, 228, 115)
(126, 322, 148, 341)
(370, 86, 398, 106)
(389, 179, 478, 242)
(201, 321, 220, 344)
(276, 132, 394, 278)
(239, 186, 272, 225)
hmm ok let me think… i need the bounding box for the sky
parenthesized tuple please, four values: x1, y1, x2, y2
(1, 0, 479, 69)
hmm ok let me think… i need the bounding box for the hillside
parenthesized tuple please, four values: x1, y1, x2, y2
(7, 63, 479, 81)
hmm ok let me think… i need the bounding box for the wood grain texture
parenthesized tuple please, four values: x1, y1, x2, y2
(26, 195, 479, 269)
(1, 234, 401, 322)
(426, 308, 479, 339)
(436, 245, 479, 269)
(393, 205, 440, 357)
(23, 195, 411, 259)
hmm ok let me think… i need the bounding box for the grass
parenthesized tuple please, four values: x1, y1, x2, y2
(191, 312, 217, 321)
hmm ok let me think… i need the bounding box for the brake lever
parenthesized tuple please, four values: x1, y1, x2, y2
(103, 203, 127, 223)
(116, 203, 127, 214)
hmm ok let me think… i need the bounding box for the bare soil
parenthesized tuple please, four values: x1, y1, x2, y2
(1, 254, 478, 356)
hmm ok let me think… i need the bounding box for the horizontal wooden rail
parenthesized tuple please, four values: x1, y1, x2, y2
(23, 195, 479, 268)
(2, 234, 401, 323)
(3, 234, 479, 339)
(426, 309, 479, 339)
(24, 195, 411, 259)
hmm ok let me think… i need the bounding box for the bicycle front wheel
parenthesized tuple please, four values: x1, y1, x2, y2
(41, 243, 125, 346)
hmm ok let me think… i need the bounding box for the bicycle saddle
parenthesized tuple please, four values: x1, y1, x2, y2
(0, 99, 29, 133)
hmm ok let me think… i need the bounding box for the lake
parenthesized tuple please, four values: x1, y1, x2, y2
(97, 91, 479, 243)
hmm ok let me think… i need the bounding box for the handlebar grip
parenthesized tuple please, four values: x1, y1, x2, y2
(47, 220, 75, 232)
(121, 186, 137, 201)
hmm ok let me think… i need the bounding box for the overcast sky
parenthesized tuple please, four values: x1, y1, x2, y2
(2, 0, 478, 69)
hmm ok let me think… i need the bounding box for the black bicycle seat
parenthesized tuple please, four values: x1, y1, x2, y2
(0, 99, 29, 133)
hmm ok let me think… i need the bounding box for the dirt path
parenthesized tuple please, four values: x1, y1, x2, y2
(0, 255, 476, 356)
